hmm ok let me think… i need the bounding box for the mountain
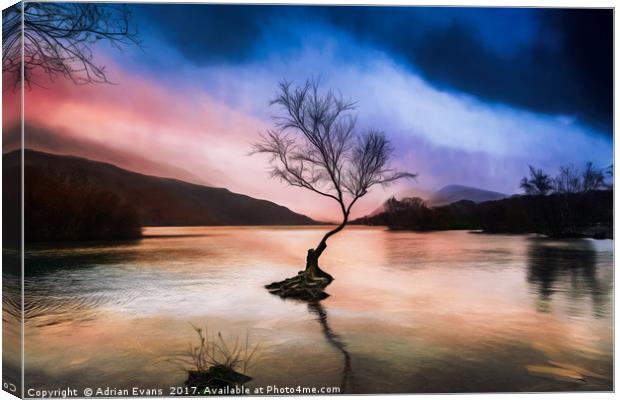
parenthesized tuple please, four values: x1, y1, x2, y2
(427, 184, 508, 207)
(369, 185, 507, 215)
(4, 150, 316, 227)
(3, 124, 208, 185)
(368, 187, 434, 216)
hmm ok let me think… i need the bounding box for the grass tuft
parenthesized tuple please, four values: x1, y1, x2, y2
(169, 324, 260, 375)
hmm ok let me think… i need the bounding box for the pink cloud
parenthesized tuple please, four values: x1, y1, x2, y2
(21, 68, 382, 221)
(2, 84, 21, 131)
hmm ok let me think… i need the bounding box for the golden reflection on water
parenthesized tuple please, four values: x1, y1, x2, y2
(12, 227, 613, 393)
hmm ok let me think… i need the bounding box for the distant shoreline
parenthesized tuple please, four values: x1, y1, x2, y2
(353, 190, 613, 240)
(19, 224, 613, 248)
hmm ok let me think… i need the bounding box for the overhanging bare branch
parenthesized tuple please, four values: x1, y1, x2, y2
(3, 3, 140, 89)
(252, 79, 416, 224)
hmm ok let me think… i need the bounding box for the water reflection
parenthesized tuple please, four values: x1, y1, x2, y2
(21, 245, 141, 326)
(306, 301, 353, 393)
(526, 239, 610, 317)
(20, 228, 613, 393)
(24, 241, 142, 276)
(2, 250, 23, 396)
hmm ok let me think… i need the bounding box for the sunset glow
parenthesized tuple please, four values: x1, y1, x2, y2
(10, 5, 613, 221)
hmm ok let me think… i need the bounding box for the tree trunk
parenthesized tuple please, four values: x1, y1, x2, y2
(304, 242, 333, 282)
(304, 218, 348, 282)
(264, 216, 347, 300)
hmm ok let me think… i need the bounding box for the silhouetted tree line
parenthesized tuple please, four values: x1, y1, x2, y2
(519, 162, 611, 195)
(22, 165, 142, 242)
(375, 197, 481, 231)
(514, 162, 612, 238)
(356, 162, 613, 239)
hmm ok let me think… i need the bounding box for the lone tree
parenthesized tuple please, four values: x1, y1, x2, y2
(2, 2, 139, 88)
(580, 162, 606, 192)
(253, 79, 415, 299)
(554, 164, 582, 194)
(520, 165, 553, 196)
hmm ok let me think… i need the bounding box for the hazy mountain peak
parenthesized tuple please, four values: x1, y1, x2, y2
(429, 184, 508, 207)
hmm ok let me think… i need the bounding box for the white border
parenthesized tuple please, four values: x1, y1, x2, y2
(0, 1, 615, 400)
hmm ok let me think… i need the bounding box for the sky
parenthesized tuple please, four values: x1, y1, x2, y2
(6, 4, 613, 221)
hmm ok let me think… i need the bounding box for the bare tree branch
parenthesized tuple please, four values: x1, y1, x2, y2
(3, 2, 140, 89)
(252, 79, 416, 260)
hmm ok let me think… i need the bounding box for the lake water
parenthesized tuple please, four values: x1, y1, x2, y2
(6, 227, 614, 393)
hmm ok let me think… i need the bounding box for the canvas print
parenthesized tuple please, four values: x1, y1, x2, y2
(2, 2, 614, 397)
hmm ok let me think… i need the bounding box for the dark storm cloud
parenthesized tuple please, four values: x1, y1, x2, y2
(405, 9, 613, 133)
(133, 5, 613, 133)
(133, 4, 293, 63)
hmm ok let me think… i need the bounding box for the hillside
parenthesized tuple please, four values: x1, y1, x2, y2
(428, 184, 508, 206)
(4, 150, 316, 229)
(4, 123, 207, 185)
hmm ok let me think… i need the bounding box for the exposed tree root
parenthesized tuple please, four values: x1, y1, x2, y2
(265, 270, 333, 301)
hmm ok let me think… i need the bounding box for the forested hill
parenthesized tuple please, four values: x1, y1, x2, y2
(352, 191, 613, 239)
(3, 150, 316, 241)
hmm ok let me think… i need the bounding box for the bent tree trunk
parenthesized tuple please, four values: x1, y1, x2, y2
(304, 221, 347, 281)
(304, 244, 331, 281)
(265, 219, 347, 300)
